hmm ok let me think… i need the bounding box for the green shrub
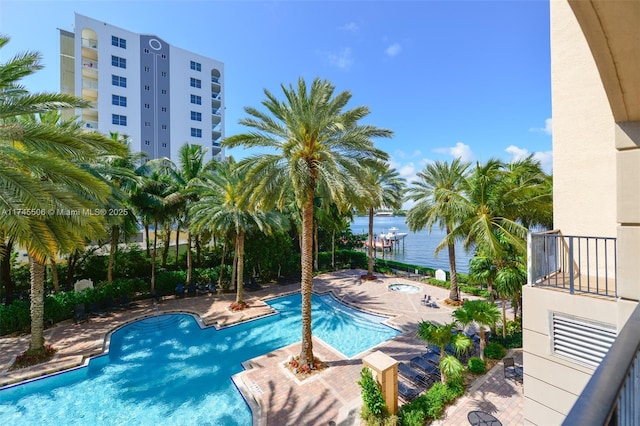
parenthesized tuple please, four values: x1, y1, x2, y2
(357, 367, 388, 423)
(484, 342, 506, 359)
(398, 406, 424, 426)
(468, 357, 486, 374)
(0, 299, 30, 335)
(155, 271, 186, 295)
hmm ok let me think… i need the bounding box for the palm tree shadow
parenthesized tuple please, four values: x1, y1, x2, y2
(265, 380, 338, 425)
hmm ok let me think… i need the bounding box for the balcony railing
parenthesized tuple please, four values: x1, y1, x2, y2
(84, 121, 99, 129)
(211, 77, 220, 84)
(82, 60, 98, 69)
(564, 302, 640, 425)
(528, 230, 617, 297)
(82, 79, 98, 90)
(211, 93, 220, 99)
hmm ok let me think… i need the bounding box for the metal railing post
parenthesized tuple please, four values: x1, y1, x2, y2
(568, 236, 575, 294)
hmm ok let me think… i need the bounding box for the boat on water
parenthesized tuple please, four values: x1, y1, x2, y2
(383, 227, 408, 242)
(374, 211, 394, 217)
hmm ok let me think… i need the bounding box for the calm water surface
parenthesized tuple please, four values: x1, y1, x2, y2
(350, 216, 473, 274)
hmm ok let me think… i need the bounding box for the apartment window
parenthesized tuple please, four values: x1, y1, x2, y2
(161, 89, 167, 95)
(190, 111, 202, 121)
(161, 71, 167, 77)
(161, 124, 167, 130)
(111, 75, 126, 87)
(144, 140, 151, 145)
(111, 95, 127, 107)
(191, 128, 202, 138)
(144, 48, 150, 54)
(144, 103, 150, 109)
(190, 61, 201, 71)
(144, 85, 150, 91)
(112, 114, 127, 126)
(111, 36, 126, 49)
(144, 66, 150, 72)
(111, 55, 126, 69)
(161, 54, 166, 59)
(144, 121, 151, 127)
(190, 94, 201, 105)
(161, 143, 167, 148)
(190, 78, 201, 88)
(161, 107, 167, 112)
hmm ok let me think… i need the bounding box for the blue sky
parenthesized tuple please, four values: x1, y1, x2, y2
(1, 0, 552, 186)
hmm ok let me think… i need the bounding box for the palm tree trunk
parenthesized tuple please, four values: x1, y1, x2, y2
(313, 221, 318, 271)
(1, 238, 16, 305)
(151, 220, 158, 292)
(50, 257, 59, 293)
(236, 230, 245, 303)
(195, 234, 202, 267)
(161, 225, 170, 268)
(218, 239, 227, 289)
(367, 207, 374, 276)
(108, 225, 119, 284)
(331, 230, 335, 270)
(501, 296, 507, 338)
(231, 237, 238, 291)
(488, 279, 495, 304)
(144, 223, 151, 257)
(447, 231, 459, 301)
(186, 230, 192, 285)
(299, 198, 315, 367)
(175, 224, 180, 263)
(28, 255, 46, 352)
(478, 329, 486, 361)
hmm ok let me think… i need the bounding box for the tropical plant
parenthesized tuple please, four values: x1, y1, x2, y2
(416, 321, 471, 383)
(357, 367, 389, 424)
(224, 77, 392, 366)
(189, 158, 288, 305)
(452, 299, 501, 360)
(0, 36, 124, 353)
(467, 357, 486, 374)
(406, 159, 470, 301)
(360, 163, 405, 278)
(484, 342, 506, 359)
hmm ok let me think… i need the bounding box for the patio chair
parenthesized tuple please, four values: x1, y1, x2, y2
(196, 283, 208, 296)
(245, 276, 262, 292)
(73, 303, 89, 324)
(88, 302, 109, 318)
(503, 357, 523, 384)
(187, 282, 196, 297)
(207, 282, 217, 294)
(397, 380, 420, 403)
(411, 356, 440, 377)
(398, 363, 436, 389)
(175, 283, 185, 298)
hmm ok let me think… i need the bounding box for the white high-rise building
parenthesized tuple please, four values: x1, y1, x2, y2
(59, 13, 224, 161)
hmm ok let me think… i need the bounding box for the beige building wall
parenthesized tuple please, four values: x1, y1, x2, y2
(524, 1, 634, 424)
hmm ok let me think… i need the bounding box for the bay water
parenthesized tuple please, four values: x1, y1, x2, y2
(349, 216, 474, 274)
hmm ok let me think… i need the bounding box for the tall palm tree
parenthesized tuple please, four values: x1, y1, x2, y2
(416, 321, 471, 383)
(190, 158, 288, 304)
(360, 163, 405, 278)
(452, 299, 501, 360)
(406, 158, 470, 301)
(224, 77, 392, 366)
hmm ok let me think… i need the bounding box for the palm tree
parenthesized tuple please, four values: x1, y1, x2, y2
(361, 163, 405, 278)
(190, 158, 288, 304)
(1, 36, 127, 355)
(406, 159, 470, 301)
(452, 299, 501, 360)
(224, 77, 392, 366)
(416, 321, 471, 383)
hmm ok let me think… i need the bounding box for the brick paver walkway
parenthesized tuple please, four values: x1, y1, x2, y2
(0, 270, 524, 425)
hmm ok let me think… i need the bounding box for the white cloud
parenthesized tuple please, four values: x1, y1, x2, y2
(394, 149, 422, 159)
(505, 145, 553, 173)
(435, 142, 475, 162)
(327, 47, 354, 70)
(340, 22, 359, 32)
(384, 43, 402, 57)
(505, 145, 529, 162)
(530, 118, 553, 135)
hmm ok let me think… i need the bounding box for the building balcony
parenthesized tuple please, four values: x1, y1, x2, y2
(81, 37, 98, 49)
(528, 230, 617, 298)
(84, 120, 99, 130)
(211, 76, 220, 84)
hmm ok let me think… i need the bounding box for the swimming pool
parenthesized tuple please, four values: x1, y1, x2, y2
(0, 292, 399, 425)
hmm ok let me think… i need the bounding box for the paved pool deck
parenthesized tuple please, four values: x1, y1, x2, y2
(0, 270, 523, 425)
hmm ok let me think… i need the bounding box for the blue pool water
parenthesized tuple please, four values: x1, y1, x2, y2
(0, 293, 399, 426)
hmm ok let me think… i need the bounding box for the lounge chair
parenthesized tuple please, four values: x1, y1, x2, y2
(187, 282, 196, 297)
(88, 302, 109, 317)
(398, 380, 420, 402)
(175, 283, 185, 298)
(245, 276, 262, 292)
(207, 282, 217, 294)
(398, 363, 436, 389)
(196, 283, 208, 296)
(411, 356, 440, 377)
(421, 350, 441, 367)
(117, 295, 136, 309)
(74, 303, 89, 324)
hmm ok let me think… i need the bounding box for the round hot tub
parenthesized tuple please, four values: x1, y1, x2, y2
(388, 284, 420, 294)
